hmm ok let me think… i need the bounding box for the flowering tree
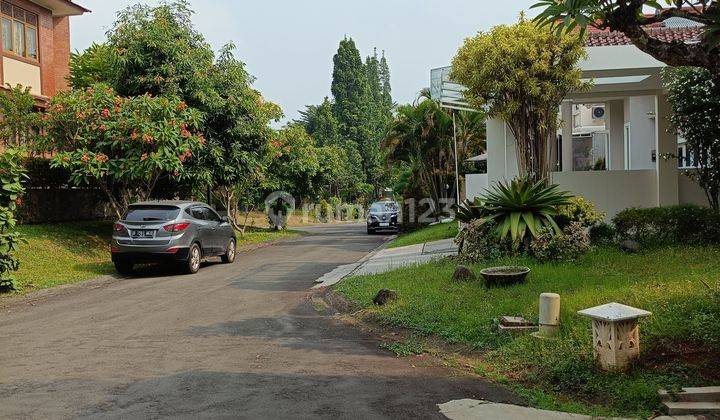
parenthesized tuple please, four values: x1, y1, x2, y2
(663, 67, 720, 210)
(44, 84, 204, 218)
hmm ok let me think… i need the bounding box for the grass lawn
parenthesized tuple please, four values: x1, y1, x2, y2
(6, 222, 301, 296)
(335, 246, 720, 417)
(13, 221, 115, 293)
(388, 223, 458, 248)
(236, 227, 301, 246)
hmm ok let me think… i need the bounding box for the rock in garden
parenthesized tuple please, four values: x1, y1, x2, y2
(452, 265, 476, 282)
(373, 289, 397, 306)
(619, 239, 639, 253)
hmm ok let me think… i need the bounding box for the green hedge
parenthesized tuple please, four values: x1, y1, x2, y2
(613, 205, 720, 246)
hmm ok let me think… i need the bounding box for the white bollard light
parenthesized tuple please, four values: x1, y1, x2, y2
(538, 293, 561, 337)
(578, 302, 651, 371)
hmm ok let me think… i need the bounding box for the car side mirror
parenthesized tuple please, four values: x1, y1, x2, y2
(221, 216, 229, 224)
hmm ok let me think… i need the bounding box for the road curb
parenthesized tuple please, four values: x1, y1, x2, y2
(312, 234, 396, 289)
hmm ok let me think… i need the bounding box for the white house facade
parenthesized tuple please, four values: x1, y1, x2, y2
(451, 22, 708, 218)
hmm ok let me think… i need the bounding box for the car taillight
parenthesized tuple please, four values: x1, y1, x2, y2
(163, 222, 191, 233)
(113, 223, 126, 233)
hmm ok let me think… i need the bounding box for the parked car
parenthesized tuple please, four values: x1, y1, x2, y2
(111, 201, 236, 275)
(366, 200, 399, 234)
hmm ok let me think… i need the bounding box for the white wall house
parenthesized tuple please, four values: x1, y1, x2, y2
(447, 23, 708, 219)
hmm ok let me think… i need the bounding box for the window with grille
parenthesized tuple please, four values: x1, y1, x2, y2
(1, 2, 38, 60)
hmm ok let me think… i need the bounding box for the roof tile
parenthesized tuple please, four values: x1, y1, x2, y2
(585, 26, 704, 47)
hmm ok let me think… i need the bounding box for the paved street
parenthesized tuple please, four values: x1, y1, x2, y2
(0, 224, 519, 419)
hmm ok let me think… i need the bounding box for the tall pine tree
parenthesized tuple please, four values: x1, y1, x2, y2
(331, 37, 375, 184)
(379, 51, 393, 114)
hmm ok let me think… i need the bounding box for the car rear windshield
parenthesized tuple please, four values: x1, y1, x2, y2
(123, 206, 180, 222)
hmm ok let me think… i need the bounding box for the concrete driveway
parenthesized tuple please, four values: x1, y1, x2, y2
(0, 223, 519, 419)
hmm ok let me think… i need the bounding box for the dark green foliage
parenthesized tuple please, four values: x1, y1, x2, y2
(589, 222, 616, 245)
(0, 148, 27, 292)
(105, 0, 217, 107)
(455, 197, 486, 223)
(0, 85, 43, 152)
(330, 38, 393, 189)
(67, 43, 119, 90)
(298, 98, 341, 147)
(663, 67, 720, 209)
(613, 205, 720, 246)
(22, 157, 71, 188)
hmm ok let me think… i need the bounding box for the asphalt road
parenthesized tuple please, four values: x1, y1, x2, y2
(0, 223, 520, 419)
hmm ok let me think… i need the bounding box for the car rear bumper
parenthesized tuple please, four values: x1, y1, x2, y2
(367, 220, 399, 231)
(111, 247, 190, 263)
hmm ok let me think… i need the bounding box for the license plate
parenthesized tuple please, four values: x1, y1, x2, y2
(132, 230, 155, 238)
(379, 222, 390, 227)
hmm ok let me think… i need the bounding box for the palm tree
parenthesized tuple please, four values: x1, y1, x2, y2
(383, 91, 485, 219)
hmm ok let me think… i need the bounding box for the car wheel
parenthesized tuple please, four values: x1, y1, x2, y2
(114, 260, 134, 275)
(367, 227, 374, 235)
(185, 243, 202, 274)
(221, 238, 236, 263)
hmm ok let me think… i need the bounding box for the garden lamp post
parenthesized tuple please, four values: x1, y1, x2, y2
(578, 302, 651, 371)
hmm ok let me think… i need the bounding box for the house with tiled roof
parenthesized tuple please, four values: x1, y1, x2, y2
(438, 17, 709, 218)
(0, 0, 88, 102)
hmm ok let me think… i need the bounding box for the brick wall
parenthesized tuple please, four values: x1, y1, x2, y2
(51, 16, 70, 93)
(0, 0, 74, 98)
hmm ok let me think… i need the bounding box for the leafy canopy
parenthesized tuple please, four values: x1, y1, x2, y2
(0, 85, 43, 151)
(663, 67, 720, 210)
(45, 85, 204, 217)
(451, 18, 588, 180)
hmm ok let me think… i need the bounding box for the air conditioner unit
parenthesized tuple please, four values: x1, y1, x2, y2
(591, 106, 605, 119)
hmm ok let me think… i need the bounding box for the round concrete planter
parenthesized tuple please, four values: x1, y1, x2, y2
(480, 266, 530, 287)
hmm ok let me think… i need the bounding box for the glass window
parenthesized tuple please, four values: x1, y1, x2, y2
(123, 206, 180, 222)
(13, 20, 24, 56)
(203, 207, 221, 222)
(187, 207, 205, 220)
(1, 17, 11, 51)
(572, 132, 608, 171)
(1, 3, 37, 59)
(26, 25, 35, 58)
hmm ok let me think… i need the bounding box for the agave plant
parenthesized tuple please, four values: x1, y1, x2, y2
(480, 177, 573, 242)
(454, 197, 486, 223)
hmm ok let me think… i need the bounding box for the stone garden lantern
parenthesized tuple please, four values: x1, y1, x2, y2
(578, 302, 651, 371)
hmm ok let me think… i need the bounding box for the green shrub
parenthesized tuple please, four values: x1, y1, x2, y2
(531, 222, 590, 262)
(612, 205, 720, 246)
(556, 196, 605, 229)
(0, 148, 27, 292)
(589, 222, 615, 245)
(457, 219, 514, 263)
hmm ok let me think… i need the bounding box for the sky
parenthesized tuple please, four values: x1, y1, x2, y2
(70, 0, 537, 124)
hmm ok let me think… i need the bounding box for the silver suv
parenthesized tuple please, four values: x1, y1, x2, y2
(111, 201, 237, 275)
